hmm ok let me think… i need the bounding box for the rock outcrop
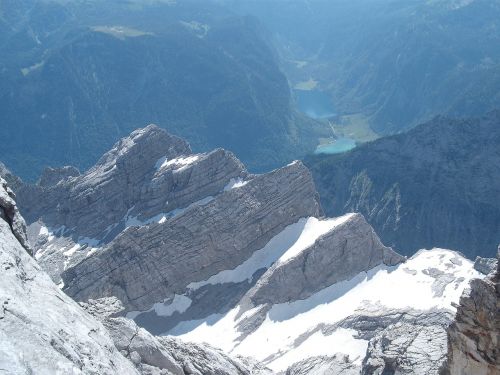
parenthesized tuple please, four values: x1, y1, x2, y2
(19, 125, 248, 283)
(360, 309, 452, 375)
(0, 177, 31, 255)
(0, 177, 139, 374)
(446, 246, 500, 375)
(61, 159, 321, 312)
(245, 213, 404, 306)
(38, 166, 81, 187)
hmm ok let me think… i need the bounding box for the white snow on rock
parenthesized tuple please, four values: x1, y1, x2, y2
(269, 328, 368, 370)
(155, 154, 200, 172)
(224, 177, 249, 191)
(124, 196, 215, 230)
(278, 214, 355, 264)
(63, 244, 81, 257)
(187, 215, 354, 290)
(170, 248, 482, 372)
(127, 294, 193, 320)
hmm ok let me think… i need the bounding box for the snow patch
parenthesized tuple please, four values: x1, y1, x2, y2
(223, 178, 249, 191)
(63, 244, 81, 257)
(124, 196, 215, 230)
(154, 156, 168, 170)
(187, 215, 354, 290)
(278, 214, 354, 264)
(78, 237, 100, 247)
(268, 328, 368, 371)
(127, 294, 192, 320)
(156, 155, 200, 172)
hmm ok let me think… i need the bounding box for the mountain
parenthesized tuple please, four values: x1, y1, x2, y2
(305, 111, 500, 259)
(0, 0, 327, 181)
(8, 125, 488, 373)
(223, 0, 500, 135)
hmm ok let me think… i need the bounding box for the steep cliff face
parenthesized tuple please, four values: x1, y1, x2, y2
(61, 160, 322, 312)
(306, 111, 500, 259)
(0, 177, 31, 255)
(446, 247, 500, 375)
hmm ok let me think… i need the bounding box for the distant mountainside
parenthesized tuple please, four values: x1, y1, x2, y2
(0, 0, 326, 181)
(305, 111, 500, 259)
(225, 0, 500, 135)
(6, 125, 487, 373)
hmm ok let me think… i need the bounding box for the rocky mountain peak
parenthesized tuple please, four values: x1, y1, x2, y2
(90, 124, 192, 177)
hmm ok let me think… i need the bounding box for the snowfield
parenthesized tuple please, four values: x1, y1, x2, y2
(167, 248, 481, 371)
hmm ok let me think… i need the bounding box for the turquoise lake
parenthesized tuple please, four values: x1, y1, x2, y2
(315, 137, 357, 155)
(294, 89, 336, 119)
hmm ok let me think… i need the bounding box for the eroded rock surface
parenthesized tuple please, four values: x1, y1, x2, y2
(446, 246, 500, 375)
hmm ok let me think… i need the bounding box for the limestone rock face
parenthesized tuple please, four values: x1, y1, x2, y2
(0, 178, 139, 375)
(474, 256, 498, 276)
(246, 213, 404, 306)
(0, 162, 22, 191)
(0, 177, 276, 375)
(9, 126, 487, 374)
(61, 160, 321, 312)
(446, 247, 500, 375)
(360, 310, 452, 375)
(17, 124, 195, 240)
(158, 337, 274, 375)
(19, 125, 248, 284)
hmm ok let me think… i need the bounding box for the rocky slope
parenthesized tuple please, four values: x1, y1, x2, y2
(9, 125, 486, 373)
(0, 176, 138, 374)
(306, 111, 500, 259)
(446, 247, 500, 374)
(0, 174, 276, 375)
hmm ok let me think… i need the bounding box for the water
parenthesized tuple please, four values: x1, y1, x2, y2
(315, 137, 356, 155)
(294, 89, 335, 119)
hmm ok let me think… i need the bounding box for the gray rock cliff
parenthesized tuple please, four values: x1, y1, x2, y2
(245, 213, 404, 307)
(61, 159, 321, 312)
(445, 246, 500, 375)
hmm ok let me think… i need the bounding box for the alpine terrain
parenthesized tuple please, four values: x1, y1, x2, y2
(2, 125, 497, 374)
